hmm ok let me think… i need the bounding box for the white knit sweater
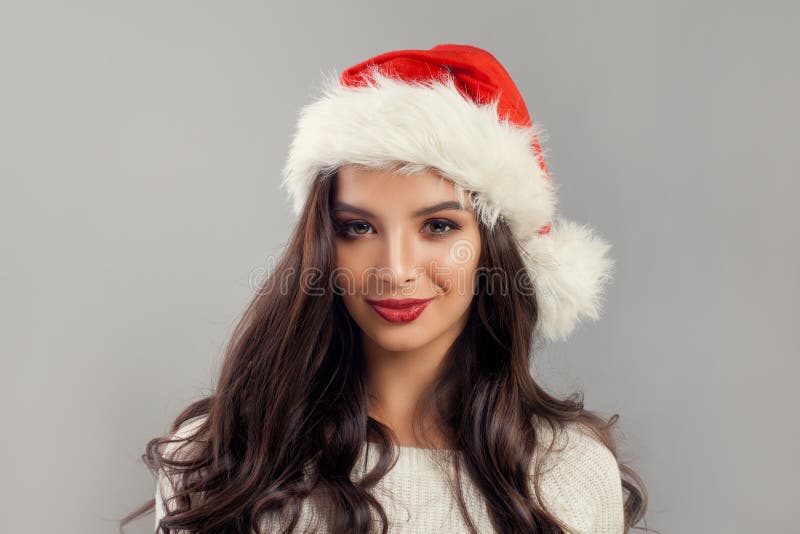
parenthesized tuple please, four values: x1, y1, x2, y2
(155, 415, 625, 533)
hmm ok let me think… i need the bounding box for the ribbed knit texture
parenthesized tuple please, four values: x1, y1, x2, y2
(155, 416, 625, 533)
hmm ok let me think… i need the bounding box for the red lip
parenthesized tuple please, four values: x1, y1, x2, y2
(366, 298, 434, 309)
(366, 298, 434, 323)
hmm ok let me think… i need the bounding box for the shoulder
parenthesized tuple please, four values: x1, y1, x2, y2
(531, 420, 625, 534)
(168, 414, 208, 448)
(154, 414, 209, 528)
(161, 414, 209, 461)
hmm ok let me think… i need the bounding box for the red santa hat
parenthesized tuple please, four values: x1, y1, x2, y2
(281, 43, 614, 343)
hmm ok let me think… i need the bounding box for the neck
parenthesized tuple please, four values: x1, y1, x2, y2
(362, 338, 454, 450)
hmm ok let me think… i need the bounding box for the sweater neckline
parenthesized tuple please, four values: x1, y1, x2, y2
(365, 440, 457, 453)
(359, 441, 460, 477)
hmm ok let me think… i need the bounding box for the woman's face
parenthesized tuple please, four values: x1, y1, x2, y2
(332, 164, 482, 354)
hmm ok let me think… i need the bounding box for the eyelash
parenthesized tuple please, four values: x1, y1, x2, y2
(334, 219, 462, 240)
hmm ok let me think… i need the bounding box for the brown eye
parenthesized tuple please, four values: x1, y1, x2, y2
(352, 223, 371, 235)
(425, 219, 460, 236)
(334, 220, 374, 239)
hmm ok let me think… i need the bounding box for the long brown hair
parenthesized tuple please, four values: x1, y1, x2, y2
(121, 166, 654, 533)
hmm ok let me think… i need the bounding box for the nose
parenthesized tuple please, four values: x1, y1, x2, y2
(375, 226, 421, 292)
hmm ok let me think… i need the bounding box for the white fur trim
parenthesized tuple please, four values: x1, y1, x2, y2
(521, 217, 616, 342)
(281, 69, 555, 241)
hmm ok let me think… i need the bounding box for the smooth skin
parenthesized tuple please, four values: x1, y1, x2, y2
(332, 164, 483, 448)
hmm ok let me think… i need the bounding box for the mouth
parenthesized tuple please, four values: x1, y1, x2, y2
(365, 298, 434, 323)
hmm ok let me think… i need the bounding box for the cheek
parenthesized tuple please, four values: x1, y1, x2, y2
(333, 246, 363, 294)
(429, 241, 481, 296)
(336, 246, 399, 302)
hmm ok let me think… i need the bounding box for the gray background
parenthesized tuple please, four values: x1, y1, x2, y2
(2, 1, 797, 532)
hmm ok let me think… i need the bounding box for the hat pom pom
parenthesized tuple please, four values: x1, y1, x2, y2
(521, 217, 616, 343)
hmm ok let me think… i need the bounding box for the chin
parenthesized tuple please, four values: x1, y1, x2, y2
(360, 320, 436, 352)
(342, 298, 447, 352)
(365, 331, 435, 353)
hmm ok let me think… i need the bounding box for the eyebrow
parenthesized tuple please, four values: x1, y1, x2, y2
(332, 200, 465, 218)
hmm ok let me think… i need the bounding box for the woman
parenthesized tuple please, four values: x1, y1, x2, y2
(122, 43, 650, 533)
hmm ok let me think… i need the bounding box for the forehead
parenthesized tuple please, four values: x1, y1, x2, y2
(333, 164, 470, 207)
